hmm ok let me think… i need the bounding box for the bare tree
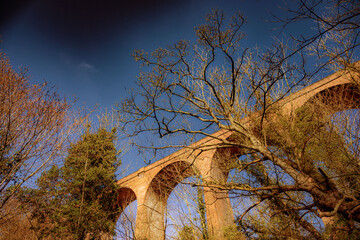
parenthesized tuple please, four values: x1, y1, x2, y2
(119, 3, 360, 239)
(0, 51, 80, 216)
(278, 0, 360, 72)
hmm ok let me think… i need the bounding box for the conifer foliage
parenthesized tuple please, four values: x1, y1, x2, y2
(22, 128, 121, 239)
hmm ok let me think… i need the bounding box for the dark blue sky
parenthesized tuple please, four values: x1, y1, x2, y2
(0, 0, 305, 175)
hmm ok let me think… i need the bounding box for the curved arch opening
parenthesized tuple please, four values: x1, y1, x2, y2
(163, 148, 243, 239)
(149, 161, 196, 199)
(165, 176, 207, 239)
(145, 161, 201, 239)
(306, 83, 360, 111)
(115, 187, 137, 240)
(117, 187, 137, 210)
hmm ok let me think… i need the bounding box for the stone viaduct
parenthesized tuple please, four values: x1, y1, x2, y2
(116, 66, 360, 240)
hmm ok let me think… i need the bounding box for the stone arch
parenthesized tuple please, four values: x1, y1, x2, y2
(115, 187, 137, 239)
(306, 82, 360, 111)
(135, 160, 199, 240)
(117, 187, 137, 212)
(282, 71, 359, 113)
(149, 160, 197, 199)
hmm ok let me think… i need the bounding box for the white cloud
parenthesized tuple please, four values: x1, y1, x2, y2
(77, 62, 96, 72)
(59, 53, 97, 73)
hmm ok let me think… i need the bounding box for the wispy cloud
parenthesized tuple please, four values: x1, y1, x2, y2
(59, 53, 97, 73)
(77, 62, 96, 73)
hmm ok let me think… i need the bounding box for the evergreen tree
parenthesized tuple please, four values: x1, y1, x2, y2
(21, 128, 121, 239)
